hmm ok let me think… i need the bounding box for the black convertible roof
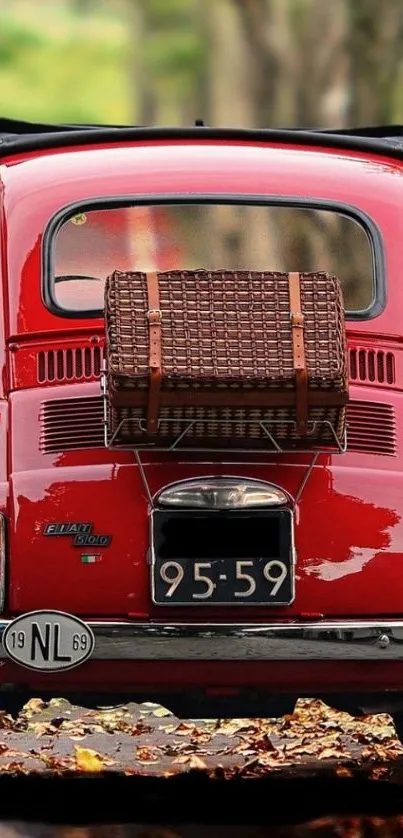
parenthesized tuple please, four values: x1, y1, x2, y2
(2, 116, 403, 161)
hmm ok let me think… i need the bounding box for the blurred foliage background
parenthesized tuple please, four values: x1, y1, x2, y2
(1, 0, 399, 310)
(1, 0, 403, 129)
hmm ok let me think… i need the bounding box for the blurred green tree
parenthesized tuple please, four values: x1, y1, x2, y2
(3, 0, 403, 129)
(0, 0, 130, 123)
(128, 0, 204, 125)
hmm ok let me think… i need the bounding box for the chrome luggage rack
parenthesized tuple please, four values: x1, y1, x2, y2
(101, 373, 347, 457)
(104, 413, 347, 456)
(101, 371, 347, 507)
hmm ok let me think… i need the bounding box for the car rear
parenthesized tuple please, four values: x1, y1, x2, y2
(0, 124, 402, 709)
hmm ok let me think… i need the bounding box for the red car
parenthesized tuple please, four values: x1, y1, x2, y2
(0, 117, 402, 717)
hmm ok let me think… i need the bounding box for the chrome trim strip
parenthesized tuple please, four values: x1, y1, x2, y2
(1, 620, 403, 661)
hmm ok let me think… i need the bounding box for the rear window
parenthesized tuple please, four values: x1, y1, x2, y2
(48, 202, 376, 316)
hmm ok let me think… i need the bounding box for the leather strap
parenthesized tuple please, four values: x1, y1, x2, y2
(288, 272, 308, 434)
(112, 387, 347, 409)
(146, 271, 162, 434)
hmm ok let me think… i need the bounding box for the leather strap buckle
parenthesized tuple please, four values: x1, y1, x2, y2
(288, 272, 308, 435)
(147, 309, 162, 323)
(146, 273, 162, 434)
(290, 311, 304, 327)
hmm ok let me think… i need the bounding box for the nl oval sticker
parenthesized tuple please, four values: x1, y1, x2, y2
(2, 611, 95, 672)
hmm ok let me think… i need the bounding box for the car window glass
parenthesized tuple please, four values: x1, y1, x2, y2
(52, 204, 375, 314)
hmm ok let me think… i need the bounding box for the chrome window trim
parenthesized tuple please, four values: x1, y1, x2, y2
(42, 194, 385, 321)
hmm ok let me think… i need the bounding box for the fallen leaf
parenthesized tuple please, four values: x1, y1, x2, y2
(136, 746, 160, 763)
(216, 720, 259, 736)
(187, 755, 208, 770)
(336, 766, 354, 777)
(318, 747, 349, 760)
(236, 756, 260, 775)
(40, 754, 75, 772)
(0, 713, 15, 730)
(48, 698, 69, 708)
(370, 766, 391, 780)
(257, 752, 292, 767)
(153, 707, 173, 718)
(361, 742, 403, 761)
(21, 698, 46, 717)
(0, 761, 29, 774)
(172, 755, 207, 770)
(173, 722, 196, 736)
(74, 746, 108, 772)
(189, 730, 212, 745)
(30, 721, 60, 737)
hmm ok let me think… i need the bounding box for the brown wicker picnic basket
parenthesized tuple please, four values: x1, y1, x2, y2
(103, 269, 349, 449)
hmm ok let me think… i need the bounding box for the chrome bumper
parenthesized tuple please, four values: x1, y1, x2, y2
(1, 620, 403, 661)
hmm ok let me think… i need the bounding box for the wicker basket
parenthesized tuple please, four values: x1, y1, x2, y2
(104, 269, 349, 449)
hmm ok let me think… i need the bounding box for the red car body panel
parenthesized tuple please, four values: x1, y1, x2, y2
(1, 128, 403, 697)
(6, 382, 403, 619)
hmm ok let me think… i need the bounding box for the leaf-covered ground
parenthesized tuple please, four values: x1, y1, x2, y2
(2, 817, 403, 837)
(0, 697, 402, 781)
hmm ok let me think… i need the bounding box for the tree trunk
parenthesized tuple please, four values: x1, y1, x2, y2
(347, 0, 403, 125)
(127, 1, 155, 124)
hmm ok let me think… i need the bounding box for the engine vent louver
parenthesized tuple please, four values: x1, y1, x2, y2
(348, 347, 395, 385)
(37, 346, 395, 387)
(346, 400, 396, 456)
(39, 397, 397, 457)
(37, 347, 103, 384)
(40, 397, 105, 453)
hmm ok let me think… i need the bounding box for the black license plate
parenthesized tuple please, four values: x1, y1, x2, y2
(152, 509, 294, 606)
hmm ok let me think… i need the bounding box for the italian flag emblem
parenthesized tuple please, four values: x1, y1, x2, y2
(80, 554, 102, 564)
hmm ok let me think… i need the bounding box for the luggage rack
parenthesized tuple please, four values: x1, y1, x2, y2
(101, 372, 347, 456)
(103, 413, 347, 456)
(101, 379, 347, 507)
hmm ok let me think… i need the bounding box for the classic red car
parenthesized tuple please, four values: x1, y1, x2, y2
(0, 116, 402, 717)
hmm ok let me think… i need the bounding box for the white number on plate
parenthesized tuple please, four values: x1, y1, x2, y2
(159, 561, 185, 597)
(192, 563, 215, 599)
(234, 560, 256, 597)
(263, 560, 288, 596)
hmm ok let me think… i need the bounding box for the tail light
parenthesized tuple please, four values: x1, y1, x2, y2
(156, 478, 290, 509)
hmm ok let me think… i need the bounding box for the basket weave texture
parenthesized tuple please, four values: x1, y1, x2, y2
(104, 269, 348, 447)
